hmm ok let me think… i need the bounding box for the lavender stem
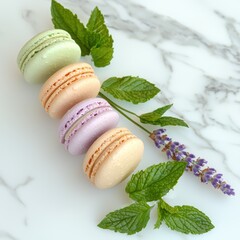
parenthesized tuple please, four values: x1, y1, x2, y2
(150, 129, 235, 196)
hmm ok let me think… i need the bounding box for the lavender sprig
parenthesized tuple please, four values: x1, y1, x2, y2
(99, 93, 235, 196)
(150, 129, 235, 196)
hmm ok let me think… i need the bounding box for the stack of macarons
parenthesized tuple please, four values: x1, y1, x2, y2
(17, 29, 144, 189)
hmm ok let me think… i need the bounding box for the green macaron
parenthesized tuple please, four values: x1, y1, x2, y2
(17, 29, 81, 84)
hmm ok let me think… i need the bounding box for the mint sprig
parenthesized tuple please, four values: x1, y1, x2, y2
(99, 92, 188, 128)
(51, 0, 113, 67)
(101, 76, 160, 104)
(99, 162, 214, 235)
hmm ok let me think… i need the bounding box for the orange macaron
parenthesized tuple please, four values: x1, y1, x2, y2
(83, 128, 144, 189)
(39, 62, 101, 119)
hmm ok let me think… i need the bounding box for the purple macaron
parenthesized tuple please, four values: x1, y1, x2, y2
(58, 97, 119, 155)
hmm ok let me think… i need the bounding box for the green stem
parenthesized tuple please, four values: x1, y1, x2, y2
(100, 92, 139, 118)
(110, 101, 139, 118)
(99, 92, 151, 135)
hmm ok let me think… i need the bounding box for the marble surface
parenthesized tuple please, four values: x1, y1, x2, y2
(1, 0, 240, 239)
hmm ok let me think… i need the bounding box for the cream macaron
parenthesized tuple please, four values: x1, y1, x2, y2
(39, 62, 101, 119)
(83, 128, 144, 189)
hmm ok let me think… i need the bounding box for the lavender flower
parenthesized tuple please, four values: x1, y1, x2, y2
(150, 129, 235, 196)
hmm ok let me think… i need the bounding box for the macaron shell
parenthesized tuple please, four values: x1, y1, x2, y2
(64, 106, 112, 142)
(39, 62, 94, 107)
(89, 134, 135, 180)
(23, 40, 81, 83)
(67, 110, 119, 155)
(47, 76, 101, 118)
(93, 137, 144, 189)
(17, 29, 71, 70)
(58, 98, 110, 143)
(83, 128, 131, 175)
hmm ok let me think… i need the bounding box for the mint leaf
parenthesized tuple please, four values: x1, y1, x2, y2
(163, 205, 214, 234)
(156, 199, 214, 234)
(85, 31, 101, 50)
(140, 105, 188, 127)
(98, 202, 152, 235)
(140, 104, 173, 123)
(153, 104, 173, 116)
(91, 46, 113, 67)
(155, 116, 188, 127)
(125, 162, 186, 202)
(87, 7, 113, 47)
(86, 7, 113, 66)
(101, 76, 160, 104)
(51, 0, 89, 55)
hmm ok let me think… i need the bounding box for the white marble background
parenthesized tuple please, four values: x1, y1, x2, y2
(0, 0, 240, 239)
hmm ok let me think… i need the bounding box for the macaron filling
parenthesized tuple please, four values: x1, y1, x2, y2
(19, 32, 71, 72)
(89, 134, 136, 182)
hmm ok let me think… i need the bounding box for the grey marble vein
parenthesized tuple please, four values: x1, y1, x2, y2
(205, 77, 240, 98)
(215, 11, 240, 49)
(0, 231, 19, 240)
(21, 9, 37, 31)
(191, 123, 240, 181)
(0, 176, 33, 206)
(74, 0, 240, 64)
